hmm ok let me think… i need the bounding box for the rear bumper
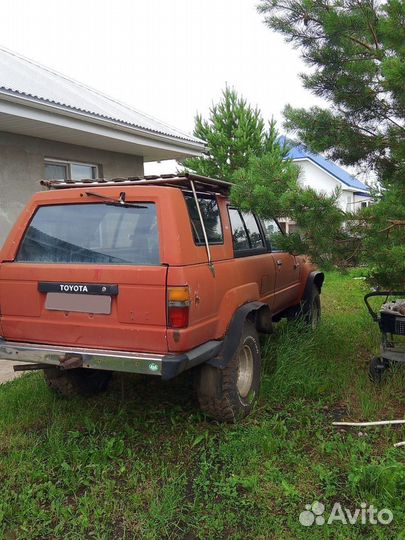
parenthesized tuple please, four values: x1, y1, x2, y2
(0, 338, 223, 380)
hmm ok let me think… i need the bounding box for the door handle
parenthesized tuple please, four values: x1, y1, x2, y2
(276, 259, 283, 267)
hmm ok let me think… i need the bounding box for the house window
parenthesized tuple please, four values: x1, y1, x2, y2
(44, 159, 98, 181)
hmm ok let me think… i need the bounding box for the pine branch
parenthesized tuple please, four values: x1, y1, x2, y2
(379, 220, 405, 233)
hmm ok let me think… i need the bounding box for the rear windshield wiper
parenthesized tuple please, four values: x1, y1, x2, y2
(85, 191, 147, 208)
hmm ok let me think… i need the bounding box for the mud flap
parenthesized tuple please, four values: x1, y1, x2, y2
(207, 301, 270, 370)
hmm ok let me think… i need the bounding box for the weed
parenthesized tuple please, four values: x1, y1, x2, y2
(0, 271, 403, 539)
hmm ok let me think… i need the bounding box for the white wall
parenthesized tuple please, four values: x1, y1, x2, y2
(144, 159, 178, 175)
(295, 159, 356, 211)
(353, 192, 372, 211)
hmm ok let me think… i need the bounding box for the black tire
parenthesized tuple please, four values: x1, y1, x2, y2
(288, 287, 321, 328)
(194, 321, 261, 422)
(368, 356, 390, 384)
(303, 287, 321, 329)
(44, 367, 112, 397)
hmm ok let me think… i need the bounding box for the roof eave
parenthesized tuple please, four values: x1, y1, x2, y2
(291, 156, 369, 192)
(0, 90, 206, 155)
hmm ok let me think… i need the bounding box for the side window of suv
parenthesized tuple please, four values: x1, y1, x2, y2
(241, 212, 264, 249)
(261, 218, 283, 251)
(184, 194, 223, 245)
(229, 208, 250, 251)
(229, 209, 265, 254)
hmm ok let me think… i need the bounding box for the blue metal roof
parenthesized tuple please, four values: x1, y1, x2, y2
(283, 139, 370, 193)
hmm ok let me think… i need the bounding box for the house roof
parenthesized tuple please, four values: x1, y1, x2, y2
(0, 46, 205, 160)
(284, 139, 369, 193)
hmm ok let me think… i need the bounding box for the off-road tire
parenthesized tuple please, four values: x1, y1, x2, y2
(44, 368, 112, 397)
(194, 321, 261, 422)
(303, 287, 321, 329)
(288, 287, 321, 328)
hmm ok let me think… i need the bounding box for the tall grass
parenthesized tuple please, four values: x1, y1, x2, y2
(0, 271, 403, 540)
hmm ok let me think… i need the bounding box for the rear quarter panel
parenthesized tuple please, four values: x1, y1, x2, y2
(166, 197, 279, 352)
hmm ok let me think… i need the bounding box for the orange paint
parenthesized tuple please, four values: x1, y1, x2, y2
(0, 185, 315, 354)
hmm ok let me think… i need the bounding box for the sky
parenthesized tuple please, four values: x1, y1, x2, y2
(0, 0, 324, 173)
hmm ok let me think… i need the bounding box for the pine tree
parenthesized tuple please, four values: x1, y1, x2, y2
(257, 0, 405, 288)
(183, 86, 273, 179)
(184, 86, 370, 273)
(230, 139, 351, 270)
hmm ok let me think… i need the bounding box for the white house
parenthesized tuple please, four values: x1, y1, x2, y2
(280, 141, 372, 233)
(0, 47, 205, 245)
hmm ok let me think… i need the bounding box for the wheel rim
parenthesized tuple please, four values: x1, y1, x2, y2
(237, 344, 254, 398)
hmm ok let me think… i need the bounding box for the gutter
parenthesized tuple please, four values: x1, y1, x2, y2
(0, 89, 206, 153)
(291, 156, 370, 193)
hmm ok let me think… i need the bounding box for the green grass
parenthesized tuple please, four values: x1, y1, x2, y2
(0, 271, 404, 540)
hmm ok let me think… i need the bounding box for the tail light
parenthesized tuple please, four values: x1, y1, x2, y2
(167, 286, 190, 329)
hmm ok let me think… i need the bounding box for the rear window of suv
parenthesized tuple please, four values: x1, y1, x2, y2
(184, 194, 223, 245)
(16, 203, 160, 265)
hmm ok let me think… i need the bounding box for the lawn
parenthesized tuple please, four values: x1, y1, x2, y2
(0, 271, 404, 540)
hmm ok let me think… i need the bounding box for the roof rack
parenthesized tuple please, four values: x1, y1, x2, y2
(40, 173, 232, 196)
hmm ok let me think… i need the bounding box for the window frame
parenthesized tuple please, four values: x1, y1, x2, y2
(183, 192, 224, 247)
(15, 201, 161, 266)
(228, 207, 251, 253)
(259, 217, 285, 253)
(44, 158, 99, 181)
(228, 207, 267, 258)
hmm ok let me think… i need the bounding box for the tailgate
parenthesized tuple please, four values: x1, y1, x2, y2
(0, 201, 169, 353)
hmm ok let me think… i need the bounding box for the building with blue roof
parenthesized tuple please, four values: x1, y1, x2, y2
(278, 138, 372, 233)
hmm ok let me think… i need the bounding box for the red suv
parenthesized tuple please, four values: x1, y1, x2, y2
(0, 173, 323, 421)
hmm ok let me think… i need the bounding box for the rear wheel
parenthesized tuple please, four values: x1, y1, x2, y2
(194, 321, 261, 422)
(44, 368, 112, 397)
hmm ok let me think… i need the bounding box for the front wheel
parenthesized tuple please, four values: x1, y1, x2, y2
(194, 321, 261, 422)
(288, 287, 321, 329)
(305, 287, 321, 329)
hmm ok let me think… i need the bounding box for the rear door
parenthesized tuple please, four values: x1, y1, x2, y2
(228, 209, 277, 306)
(0, 201, 168, 353)
(260, 218, 300, 312)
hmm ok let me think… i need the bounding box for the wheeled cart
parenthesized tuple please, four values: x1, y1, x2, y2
(364, 291, 405, 382)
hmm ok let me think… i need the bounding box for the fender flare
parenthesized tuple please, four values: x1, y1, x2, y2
(207, 301, 271, 369)
(301, 271, 325, 312)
